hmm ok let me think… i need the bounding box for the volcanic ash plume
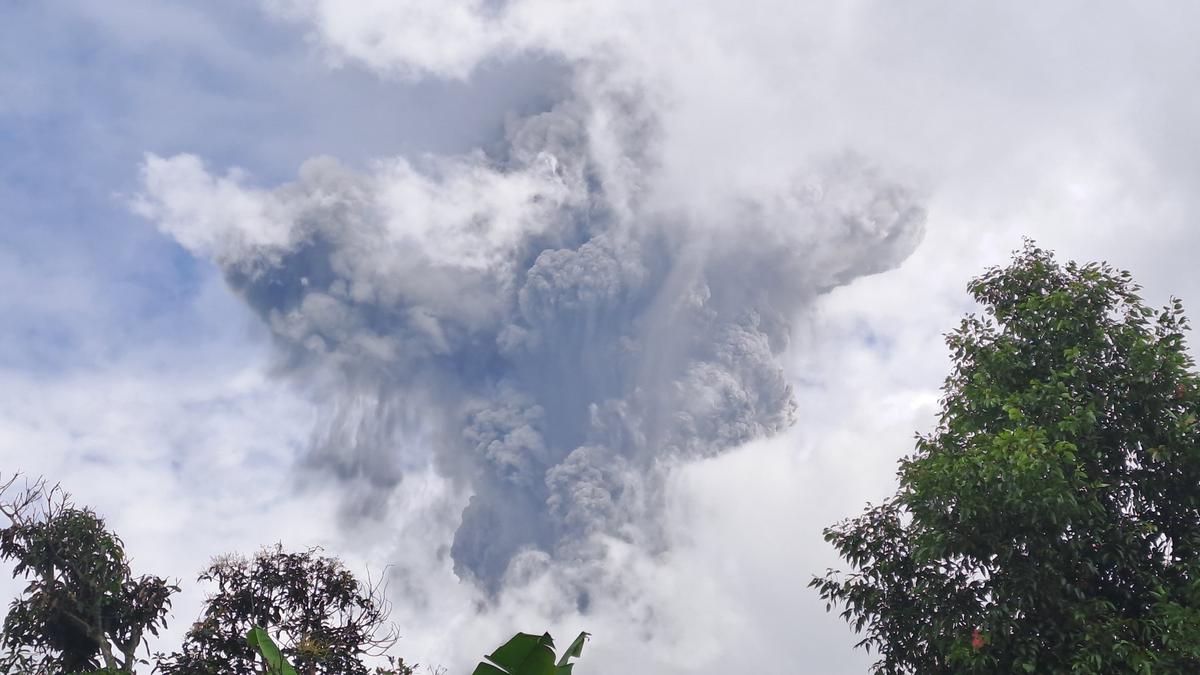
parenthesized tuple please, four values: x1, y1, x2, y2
(135, 43, 925, 591)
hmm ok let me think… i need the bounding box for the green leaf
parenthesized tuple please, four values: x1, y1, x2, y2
(487, 632, 554, 672)
(473, 631, 588, 675)
(247, 626, 299, 675)
(557, 631, 590, 667)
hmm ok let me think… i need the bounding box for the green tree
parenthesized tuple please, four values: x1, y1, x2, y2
(812, 243, 1200, 674)
(157, 545, 401, 674)
(0, 475, 178, 674)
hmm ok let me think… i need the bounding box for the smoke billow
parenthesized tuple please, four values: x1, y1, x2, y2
(135, 2, 926, 592)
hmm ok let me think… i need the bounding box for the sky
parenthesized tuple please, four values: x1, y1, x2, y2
(2, 2, 1200, 673)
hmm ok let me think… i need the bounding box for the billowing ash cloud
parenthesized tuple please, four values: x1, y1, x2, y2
(134, 4, 925, 591)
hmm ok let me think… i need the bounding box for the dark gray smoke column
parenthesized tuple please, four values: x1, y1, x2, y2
(138, 70, 925, 591)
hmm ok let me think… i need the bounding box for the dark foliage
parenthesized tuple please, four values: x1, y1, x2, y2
(157, 544, 399, 674)
(0, 475, 178, 674)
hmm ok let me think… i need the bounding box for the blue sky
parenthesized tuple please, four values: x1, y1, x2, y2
(1, 0, 564, 372)
(4, 2, 1200, 673)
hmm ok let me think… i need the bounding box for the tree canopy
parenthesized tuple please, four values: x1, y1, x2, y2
(0, 475, 178, 674)
(0, 476, 420, 674)
(813, 243, 1200, 674)
(157, 544, 399, 675)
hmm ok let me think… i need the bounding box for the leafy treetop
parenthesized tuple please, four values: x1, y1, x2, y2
(812, 243, 1200, 674)
(157, 544, 399, 675)
(0, 475, 178, 674)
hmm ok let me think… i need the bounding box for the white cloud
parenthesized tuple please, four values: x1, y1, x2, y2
(133, 153, 297, 264)
(0, 286, 337, 662)
(242, 3, 1200, 673)
(7, 2, 1200, 674)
